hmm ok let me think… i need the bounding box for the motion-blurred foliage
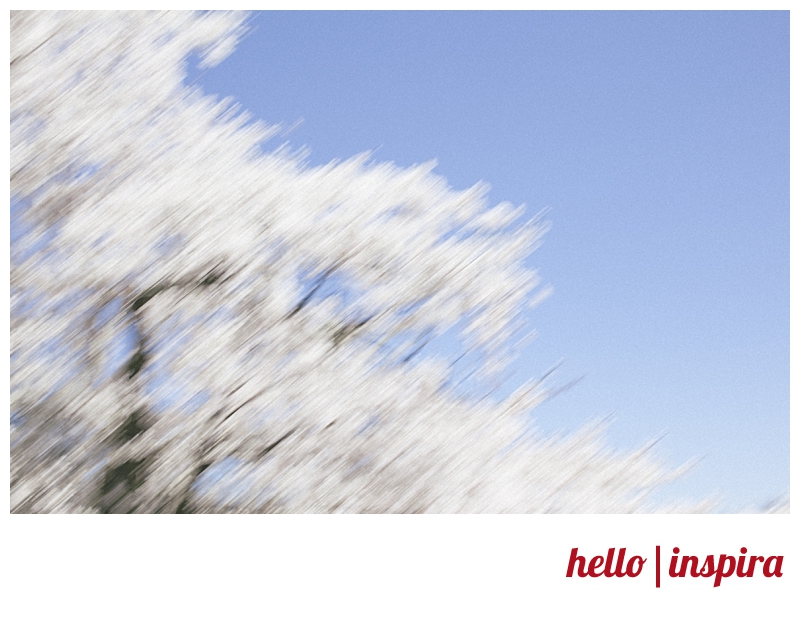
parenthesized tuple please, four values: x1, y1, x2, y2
(11, 11, 697, 513)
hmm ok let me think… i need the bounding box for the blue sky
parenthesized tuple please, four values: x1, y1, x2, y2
(188, 11, 788, 512)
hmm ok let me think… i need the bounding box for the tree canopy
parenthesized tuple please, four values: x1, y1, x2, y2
(10, 11, 696, 513)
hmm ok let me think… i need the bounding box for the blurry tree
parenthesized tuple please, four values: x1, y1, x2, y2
(10, 11, 692, 513)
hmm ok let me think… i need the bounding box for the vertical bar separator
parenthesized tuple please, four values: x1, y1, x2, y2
(656, 545, 661, 588)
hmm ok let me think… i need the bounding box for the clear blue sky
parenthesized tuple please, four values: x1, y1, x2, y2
(190, 11, 789, 512)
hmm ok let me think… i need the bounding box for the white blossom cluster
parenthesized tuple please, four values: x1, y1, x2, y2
(11, 11, 700, 513)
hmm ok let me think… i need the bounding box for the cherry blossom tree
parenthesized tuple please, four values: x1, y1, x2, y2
(10, 11, 695, 513)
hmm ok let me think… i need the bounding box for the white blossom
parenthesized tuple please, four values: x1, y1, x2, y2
(10, 11, 702, 513)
